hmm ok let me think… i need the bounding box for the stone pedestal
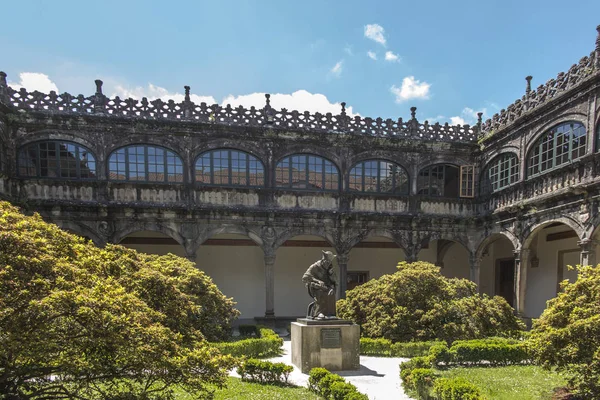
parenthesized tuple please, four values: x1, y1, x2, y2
(291, 318, 360, 373)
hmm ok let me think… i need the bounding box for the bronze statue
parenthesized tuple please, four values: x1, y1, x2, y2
(302, 251, 338, 319)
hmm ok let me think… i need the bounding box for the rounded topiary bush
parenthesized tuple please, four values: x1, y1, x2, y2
(337, 261, 524, 342)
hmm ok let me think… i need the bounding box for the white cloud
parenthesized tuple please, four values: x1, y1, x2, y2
(384, 51, 400, 62)
(390, 76, 431, 102)
(7, 70, 358, 117)
(330, 60, 343, 78)
(367, 51, 377, 60)
(344, 45, 353, 56)
(222, 90, 357, 116)
(450, 116, 467, 125)
(364, 24, 386, 46)
(8, 72, 59, 93)
(112, 83, 217, 104)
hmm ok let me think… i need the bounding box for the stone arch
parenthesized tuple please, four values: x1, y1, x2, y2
(112, 223, 185, 248)
(274, 147, 342, 174)
(475, 231, 519, 261)
(273, 227, 335, 250)
(417, 233, 471, 280)
(195, 224, 263, 251)
(347, 151, 411, 178)
(525, 112, 588, 148)
(107, 135, 187, 158)
(191, 140, 268, 165)
(53, 220, 105, 246)
(16, 130, 101, 157)
(521, 217, 584, 249)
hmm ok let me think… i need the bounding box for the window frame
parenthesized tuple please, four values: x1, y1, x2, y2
(417, 163, 460, 198)
(348, 159, 410, 195)
(194, 148, 265, 188)
(108, 144, 184, 183)
(275, 153, 340, 192)
(18, 140, 97, 180)
(527, 121, 586, 179)
(480, 153, 520, 195)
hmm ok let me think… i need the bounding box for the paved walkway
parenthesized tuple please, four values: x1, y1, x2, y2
(230, 340, 414, 400)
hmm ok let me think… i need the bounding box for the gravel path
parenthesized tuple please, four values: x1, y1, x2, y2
(230, 340, 414, 400)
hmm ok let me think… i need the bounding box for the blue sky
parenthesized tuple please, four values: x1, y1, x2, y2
(1, 0, 599, 124)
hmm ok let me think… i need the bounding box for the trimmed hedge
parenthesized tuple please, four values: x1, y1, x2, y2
(429, 340, 530, 367)
(238, 324, 260, 337)
(360, 338, 444, 358)
(432, 377, 484, 400)
(308, 368, 368, 400)
(214, 327, 283, 358)
(237, 358, 293, 384)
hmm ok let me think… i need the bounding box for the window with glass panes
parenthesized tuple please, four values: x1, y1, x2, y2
(275, 154, 339, 191)
(349, 160, 409, 194)
(527, 122, 586, 178)
(417, 164, 459, 197)
(194, 149, 264, 187)
(18, 141, 97, 179)
(480, 153, 519, 195)
(108, 145, 183, 182)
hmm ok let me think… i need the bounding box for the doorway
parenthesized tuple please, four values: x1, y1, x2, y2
(495, 259, 515, 307)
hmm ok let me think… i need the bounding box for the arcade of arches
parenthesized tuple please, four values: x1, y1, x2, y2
(115, 223, 598, 322)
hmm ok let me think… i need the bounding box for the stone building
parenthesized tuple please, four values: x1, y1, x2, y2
(1, 26, 600, 323)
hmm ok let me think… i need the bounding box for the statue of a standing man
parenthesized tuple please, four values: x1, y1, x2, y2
(302, 251, 338, 319)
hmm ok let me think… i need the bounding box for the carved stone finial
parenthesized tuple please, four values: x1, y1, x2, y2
(596, 25, 600, 49)
(525, 76, 533, 93)
(477, 112, 483, 125)
(341, 102, 346, 115)
(184, 86, 191, 102)
(265, 93, 271, 108)
(0, 71, 6, 87)
(410, 106, 417, 120)
(94, 79, 103, 95)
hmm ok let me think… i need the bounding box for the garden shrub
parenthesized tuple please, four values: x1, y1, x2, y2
(0, 201, 236, 399)
(529, 264, 600, 398)
(428, 343, 453, 368)
(404, 368, 438, 399)
(360, 337, 443, 357)
(337, 261, 524, 343)
(432, 377, 485, 400)
(237, 358, 293, 384)
(449, 340, 529, 366)
(308, 368, 368, 399)
(399, 356, 434, 382)
(213, 327, 283, 358)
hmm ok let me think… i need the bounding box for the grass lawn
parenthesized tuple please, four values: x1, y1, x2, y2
(173, 377, 320, 400)
(440, 365, 567, 400)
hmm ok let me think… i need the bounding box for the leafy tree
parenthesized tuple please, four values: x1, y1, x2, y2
(337, 261, 524, 342)
(0, 201, 237, 399)
(529, 265, 600, 398)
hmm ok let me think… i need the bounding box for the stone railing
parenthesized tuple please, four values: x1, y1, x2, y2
(0, 72, 478, 143)
(481, 26, 600, 137)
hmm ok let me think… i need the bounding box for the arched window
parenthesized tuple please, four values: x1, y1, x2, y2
(195, 149, 264, 187)
(275, 154, 339, 191)
(108, 145, 183, 182)
(480, 153, 519, 194)
(18, 141, 96, 179)
(417, 164, 459, 197)
(527, 121, 586, 178)
(349, 160, 409, 194)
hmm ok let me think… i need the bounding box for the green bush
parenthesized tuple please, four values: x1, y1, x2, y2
(399, 356, 433, 382)
(450, 341, 529, 366)
(432, 377, 485, 400)
(308, 368, 368, 399)
(360, 337, 443, 357)
(214, 327, 283, 358)
(429, 343, 453, 368)
(237, 358, 293, 384)
(330, 381, 360, 400)
(529, 264, 600, 398)
(308, 367, 331, 392)
(337, 261, 524, 343)
(405, 368, 438, 399)
(0, 201, 236, 399)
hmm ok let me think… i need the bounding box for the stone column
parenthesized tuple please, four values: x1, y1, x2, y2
(185, 253, 197, 264)
(337, 253, 349, 299)
(469, 253, 481, 292)
(264, 252, 276, 318)
(579, 239, 597, 267)
(514, 248, 530, 316)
